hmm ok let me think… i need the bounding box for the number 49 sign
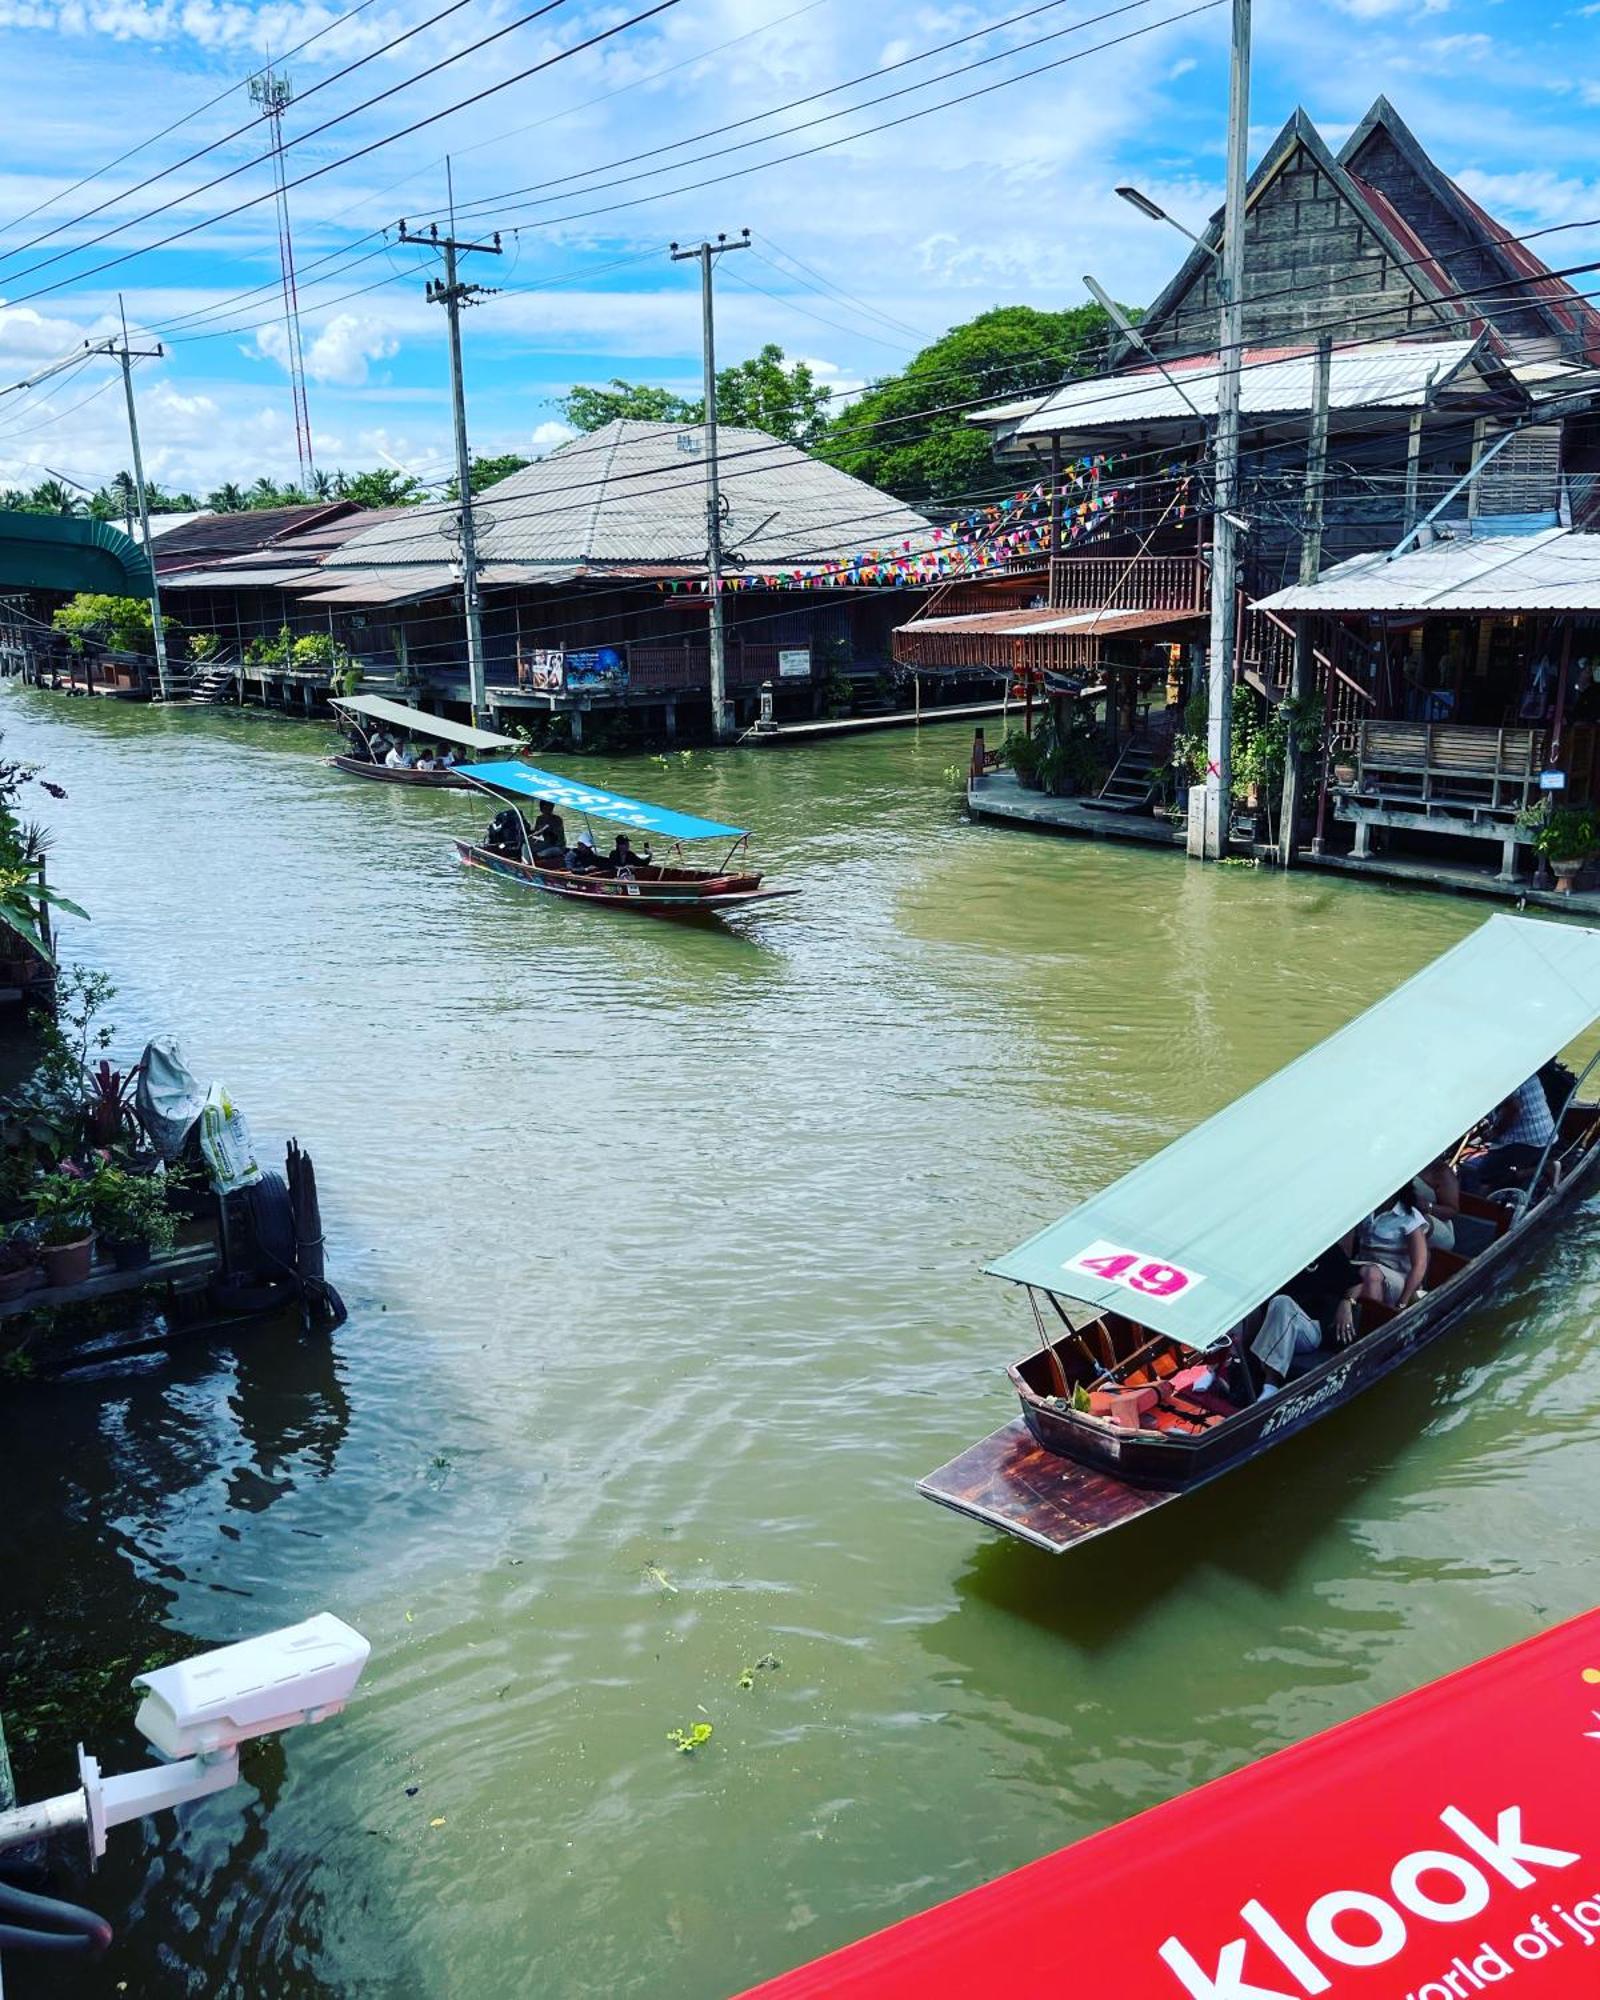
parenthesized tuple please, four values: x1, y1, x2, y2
(1060, 1238, 1204, 1302)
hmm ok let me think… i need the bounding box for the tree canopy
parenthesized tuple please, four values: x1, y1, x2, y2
(817, 303, 1124, 507)
(556, 344, 830, 448)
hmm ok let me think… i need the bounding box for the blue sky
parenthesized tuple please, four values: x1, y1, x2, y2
(0, 0, 1596, 497)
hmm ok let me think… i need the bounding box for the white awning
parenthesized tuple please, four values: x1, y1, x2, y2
(330, 694, 519, 751)
(1254, 527, 1600, 615)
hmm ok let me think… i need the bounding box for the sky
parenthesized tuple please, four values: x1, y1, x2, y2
(0, 0, 1597, 499)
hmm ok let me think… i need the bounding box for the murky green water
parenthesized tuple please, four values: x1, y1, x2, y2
(4, 686, 1600, 2000)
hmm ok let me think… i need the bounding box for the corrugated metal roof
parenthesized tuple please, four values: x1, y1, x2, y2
(972, 340, 1483, 442)
(299, 562, 582, 605)
(160, 564, 324, 591)
(897, 607, 1201, 637)
(1253, 527, 1600, 614)
(324, 420, 931, 573)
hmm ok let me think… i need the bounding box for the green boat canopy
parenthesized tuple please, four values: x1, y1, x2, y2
(0, 511, 153, 597)
(988, 915, 1600, 1346)
(331, 692, 519, 752)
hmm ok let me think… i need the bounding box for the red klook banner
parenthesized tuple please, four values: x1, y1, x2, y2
(736, 1609, 1600, 2000)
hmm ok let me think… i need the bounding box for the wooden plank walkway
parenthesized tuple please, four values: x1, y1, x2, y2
(749, 700, 1008, 745)
(0, 1243, 219, 1323)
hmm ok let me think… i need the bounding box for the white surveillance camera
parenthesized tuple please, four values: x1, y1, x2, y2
(132, 1613, 371, 1761)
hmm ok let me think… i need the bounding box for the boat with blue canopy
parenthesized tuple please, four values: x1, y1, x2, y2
(450, 760, 799, 914)
(920, 914, 1600, 1554)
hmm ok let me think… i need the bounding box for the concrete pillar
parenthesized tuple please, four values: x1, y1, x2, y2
(663, 702, 676, 743)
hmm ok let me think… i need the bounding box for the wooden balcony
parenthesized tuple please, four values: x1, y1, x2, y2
(1049, 554, 1207, 615)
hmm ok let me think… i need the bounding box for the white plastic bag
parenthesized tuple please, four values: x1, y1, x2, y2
(198, 1083, 263, 1192)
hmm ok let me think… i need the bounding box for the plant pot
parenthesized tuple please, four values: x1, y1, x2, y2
(39, 1234, 95, 1286)
(1551, 856, 1588, 894)
(106, 1235, 152, 1272)
(1333, 762, 1357, 788)
(0, 1262, 42, 1302)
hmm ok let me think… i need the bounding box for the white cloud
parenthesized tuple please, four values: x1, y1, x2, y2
(255, 313, 400, 388)
(528, 418, 575, 455)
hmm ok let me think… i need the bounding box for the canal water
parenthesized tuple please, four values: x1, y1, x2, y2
(3, 685, 1599, 2000)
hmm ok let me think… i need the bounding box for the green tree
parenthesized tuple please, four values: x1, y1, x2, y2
(557, 380, 699, 432)
(444, 452, 532, 499)
(51, 594, 175, 655)
(819, 303, 1122, 506)
(715, 344, 829, 447)
(206, 482, 247, 512)
(329, 467, 425, 507)
(29, 478, 83, 516)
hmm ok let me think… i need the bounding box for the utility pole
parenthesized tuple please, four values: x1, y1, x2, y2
(670, 229, 750, 743)
(1278, 333, 1331, 866)
(1204, 0, 1252, 859)
(249, 69, 315, 494)
(398, 175, 501, 727)
(87, 300, 172, 700)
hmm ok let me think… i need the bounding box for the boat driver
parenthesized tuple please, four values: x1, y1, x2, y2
(608, 833, 651, 876)
(532, 799, 567, 864)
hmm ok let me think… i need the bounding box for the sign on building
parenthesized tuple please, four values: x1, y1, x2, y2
(778, 649, 812, 679)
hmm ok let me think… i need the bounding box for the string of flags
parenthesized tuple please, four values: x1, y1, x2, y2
(655, 457, 1124, 595)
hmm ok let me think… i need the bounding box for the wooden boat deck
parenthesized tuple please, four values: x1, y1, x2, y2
(917, 1418, 1179, 1553)
(0, 1242, 219, 1323)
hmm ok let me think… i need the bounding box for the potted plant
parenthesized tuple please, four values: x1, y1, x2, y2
(1531, 804, 1600, 894)
(92, 1164, 179, 1271)
(0, 1234, 41, 1303)
(29, 1167, 96, 1286)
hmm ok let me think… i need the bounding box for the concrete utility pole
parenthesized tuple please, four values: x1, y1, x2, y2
(1204, 0, 1252, 859)
(87, 299, 172, 700)
(670, 229, 750, 743)
(249, 68, 315, 494)
(398, 179, 502, 727)
(1278, 333, 1332, 866)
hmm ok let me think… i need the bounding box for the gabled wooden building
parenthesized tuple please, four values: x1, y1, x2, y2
(921, 96, 1600, 883)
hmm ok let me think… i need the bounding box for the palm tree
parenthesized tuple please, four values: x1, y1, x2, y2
(29, 479, 83, 516)
(310, 469, 334, 499)
(206, 482, 247, 512)
(249, 476, 281, 508)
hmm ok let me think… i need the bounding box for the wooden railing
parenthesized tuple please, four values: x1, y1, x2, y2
(622, 643, 808, 692)
(1049, 553, 1207, 614)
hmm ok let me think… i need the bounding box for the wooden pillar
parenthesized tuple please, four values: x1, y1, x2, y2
(1281, 335, 1332, 866)
(1311, 622, 1342, 856)
(1403, 412, 1424, 535)
(1550, 621, 1574, 766)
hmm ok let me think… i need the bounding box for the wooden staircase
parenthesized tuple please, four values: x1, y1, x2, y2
(186, 665, 237, 705)
(1094, 734, 1165, 813)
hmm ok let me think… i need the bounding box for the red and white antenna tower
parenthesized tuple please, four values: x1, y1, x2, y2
(249, 68, 315, 492)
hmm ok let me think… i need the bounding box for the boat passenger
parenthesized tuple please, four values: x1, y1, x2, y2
(438, 748, 458, 769)
(415, 751, 437, 772)
(566, 832, 601, 874)
(1249, 1242, 1362, 1399)
(385, 743, 416, 770)
(1355, 1190, 1429, 1309)
(1460, 1073, 1556, 1195)
(532, 801, 567, 863)
(484, 808, 526, 858)
(346, 731, 373, 762)
(608, 833, 651, 876)
(1411, 1155, 1496, 1258)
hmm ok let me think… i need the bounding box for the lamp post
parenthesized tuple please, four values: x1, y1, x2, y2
(1115, 0, 1251, 857)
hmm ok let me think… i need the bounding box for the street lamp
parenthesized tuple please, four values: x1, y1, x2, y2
(1115, 185, 1224, 267)
(1083, 274, 1208, 424)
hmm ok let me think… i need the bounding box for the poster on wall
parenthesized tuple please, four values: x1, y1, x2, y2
(563, 646, 629, 691)
(778, 649, 812, 679)
(519, 648, 565, 691)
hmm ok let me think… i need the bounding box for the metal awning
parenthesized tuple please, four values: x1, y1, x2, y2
(455, 760, 746, 840)
(896, 608, 1201, 638)
(1254, 526, 1600, 615)
(988, 914, 1600, 1343)
(330, 694, 519, 751)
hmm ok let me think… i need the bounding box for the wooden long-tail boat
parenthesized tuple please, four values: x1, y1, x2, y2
(328, 693, 519, 788)
(452, 760, 799, 916)
(921, 914, 1600, 1553)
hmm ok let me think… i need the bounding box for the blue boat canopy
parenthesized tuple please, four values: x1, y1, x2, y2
(455, 761, 747, 841)
(988, 915, 1600, 1348)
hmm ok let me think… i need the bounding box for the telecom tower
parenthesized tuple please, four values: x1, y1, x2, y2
(249, 68, 315, 492)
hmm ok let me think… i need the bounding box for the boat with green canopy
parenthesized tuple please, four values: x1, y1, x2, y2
(328, 694, 520, 788)
(452, 760, 799, 915)
(920, 914, 1600, 1555)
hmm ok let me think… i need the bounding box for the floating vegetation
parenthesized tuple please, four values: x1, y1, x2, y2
(666, 1722, 713, 1755)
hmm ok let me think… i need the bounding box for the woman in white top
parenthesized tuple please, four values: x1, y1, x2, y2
(1356, 1189, 1429, 1309)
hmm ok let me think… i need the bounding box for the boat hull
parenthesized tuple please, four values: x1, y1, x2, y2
(329, 755, 471, 788)
(1012, 1133, 1600, 1494)
(453, 840, 798, 912)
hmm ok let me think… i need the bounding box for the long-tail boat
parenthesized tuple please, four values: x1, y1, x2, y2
(920, 914, 1600, 1554)
(452, 760, 799, 915)
(328, 694, 519, 787)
